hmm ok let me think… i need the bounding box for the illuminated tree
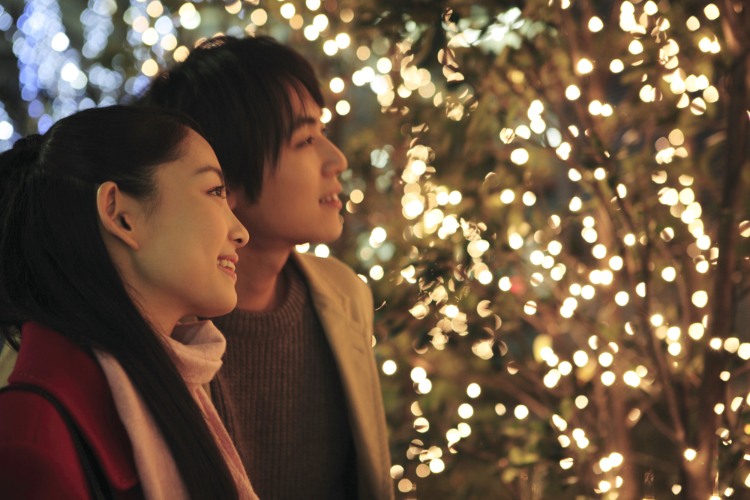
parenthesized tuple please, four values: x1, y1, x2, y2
(355, 1, 750, 498)
(0, 0, 748, 498)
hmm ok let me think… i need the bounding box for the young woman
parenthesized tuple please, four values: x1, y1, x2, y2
(0, 105, 256, 499)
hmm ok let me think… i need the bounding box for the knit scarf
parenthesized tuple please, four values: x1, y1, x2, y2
(95, 320, 257, 500)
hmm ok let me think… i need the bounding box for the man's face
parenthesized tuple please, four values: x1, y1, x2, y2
(229, 90, 348, 252)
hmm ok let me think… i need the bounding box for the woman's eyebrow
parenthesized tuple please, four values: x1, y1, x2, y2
(193, 165, 225, 182)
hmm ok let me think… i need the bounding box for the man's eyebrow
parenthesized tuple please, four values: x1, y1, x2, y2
(193, 165, 225, 182)
(291, 115, 319, 132)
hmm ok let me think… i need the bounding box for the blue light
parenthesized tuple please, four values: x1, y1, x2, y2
(37, 114, 53, 133)
(28, 100, 45, 118)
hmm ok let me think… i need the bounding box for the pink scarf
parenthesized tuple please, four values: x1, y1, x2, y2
(95, 321, 257, 500)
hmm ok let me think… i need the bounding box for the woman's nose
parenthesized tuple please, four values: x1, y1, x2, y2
(229, 211, 250, 247)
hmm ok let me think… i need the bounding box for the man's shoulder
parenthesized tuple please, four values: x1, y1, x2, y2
(294, 252, 364, 288)
(292, 252, 373, 315)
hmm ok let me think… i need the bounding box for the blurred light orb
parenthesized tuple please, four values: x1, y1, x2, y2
(692, 291, 708, 308)
(514, 405, 529, 420)
(458, 403, 474, 419)
(369, 265, 384, 280)
(429, 459, 445, 474)
(312, 13, 329, 31)
(335, 33, 351, 49)
(50, 32, 69, 51)
(303, 25, 319, 41)
(576, 58, 594, 74)
(688, 323, 706, 340)
(588, 16, 603, 32)
(382, 360, 397, 375)
(280, 3, 295, 19)
(335, 100, 350, 115)
(323, 40, 338, 56)
(377, 57, 392, 74)
(467, 383, 481, 398)
(499, 189, 515, 204)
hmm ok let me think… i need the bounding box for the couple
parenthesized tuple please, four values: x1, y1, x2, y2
(0, 36, 393, 499)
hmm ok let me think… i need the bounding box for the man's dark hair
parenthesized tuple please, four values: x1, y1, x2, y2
(139, 35, 325, 202)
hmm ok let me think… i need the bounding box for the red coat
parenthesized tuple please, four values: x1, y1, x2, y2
(0, 322, 141, 499)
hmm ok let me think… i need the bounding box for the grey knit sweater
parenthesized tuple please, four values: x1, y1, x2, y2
(210, 263, 358, 499)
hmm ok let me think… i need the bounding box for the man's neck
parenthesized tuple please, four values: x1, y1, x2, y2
(234, 244, 292, 312)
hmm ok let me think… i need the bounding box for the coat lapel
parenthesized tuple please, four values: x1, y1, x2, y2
(293, 253, 371, 367)
(292, 253, 390, 500)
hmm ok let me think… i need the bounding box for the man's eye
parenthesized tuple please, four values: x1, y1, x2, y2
(297, 136, 314, 147)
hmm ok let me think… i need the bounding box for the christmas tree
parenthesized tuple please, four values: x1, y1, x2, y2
(0, 0, 748, 497)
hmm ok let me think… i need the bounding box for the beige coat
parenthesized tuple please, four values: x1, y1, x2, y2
(293, 252, 394, 500)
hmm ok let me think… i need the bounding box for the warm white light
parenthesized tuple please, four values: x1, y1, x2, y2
(467, 383, 481, 398)
(458, 403, 474, 419)
(250, 8, 268, 26)
(577, 58, 594, 74)
(573, 351, 588, 367)
(335, 33, 351, 49)
(704, 4, 720, 20)
(382, 360, 397, 375)
(510, 148, 529, 165)
(514, 405, 529, 419)
(279, 3, 296, 19)
(692, 291, 708, 308)
(588, 16, 604, 32)
(329, 77, 345, 93)
(332, 97, 353, 115)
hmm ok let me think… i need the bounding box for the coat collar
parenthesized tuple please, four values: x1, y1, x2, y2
(291, 252, 369, 355)
(10, 322, 138, 490)
(291, 253, 392, 499)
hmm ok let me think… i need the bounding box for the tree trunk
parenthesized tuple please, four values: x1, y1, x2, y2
(688, 4, 750, 498)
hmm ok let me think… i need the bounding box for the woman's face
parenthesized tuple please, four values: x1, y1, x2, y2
(128, 130, 249, 329)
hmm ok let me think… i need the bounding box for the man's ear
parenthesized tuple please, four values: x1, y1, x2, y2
(96, 181, 140, 251)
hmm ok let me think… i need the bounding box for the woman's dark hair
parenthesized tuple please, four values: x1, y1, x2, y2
(0, 105, 238, 500)
(138, 35, 324, 203)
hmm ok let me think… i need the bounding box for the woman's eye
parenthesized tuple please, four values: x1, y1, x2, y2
(209, 185, 227, 198)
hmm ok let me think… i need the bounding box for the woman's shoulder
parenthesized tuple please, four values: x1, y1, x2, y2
(0, 387, 90, 497)
(2, 323, 139, 495)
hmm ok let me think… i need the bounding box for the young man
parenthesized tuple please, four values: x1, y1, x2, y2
(139, 36, 393, 499)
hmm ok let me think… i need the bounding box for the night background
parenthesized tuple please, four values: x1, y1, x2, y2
(0, 0, 749, 498)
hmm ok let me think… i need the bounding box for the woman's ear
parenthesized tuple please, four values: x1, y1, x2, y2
(96, 181, 140, 251)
